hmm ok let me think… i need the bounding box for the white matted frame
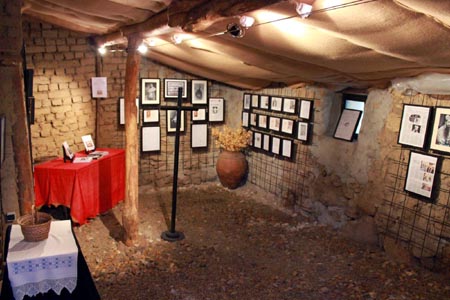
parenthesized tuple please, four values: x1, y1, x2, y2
(191, 123, 208, 148)
(250, 113, 257, 127)
(262, 134, 271, 152)
(258, 114, 268, 130)
(299, 99, 313, 120)
(260, 95, 270, 110)
(253, 131, 262, 149)
(405, 151, 439, 200)
(269, 116, 281, 132)
(209, 97, 225, 122)
(333, 109, 362, 141)
(270, 96, 282, 112)
(297, 121, 309, 142)
(192, 108, 207, 122)
(251, 94, 259, 108)
(191, 80, 208, 104)
(141, 78, 160, 105)
(429, 107, 450, 153)
(398, 104, 431, 149)
(281, 118, 295, 136)
(282, 139, 294, 159)
(243, 93, 251, 110)
(164, 79, 187, 99)
(142, 109, 159, 124)
(119, 97, 139, 125)
(282, 97, 297, 114)
(141, 126, 161, 152)
(167, 110, 185, 133)
(271, 136, 281, 155)
(242, 111, 249, 128)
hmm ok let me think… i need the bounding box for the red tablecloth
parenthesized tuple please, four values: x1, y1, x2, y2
(34, 148, 125, 225)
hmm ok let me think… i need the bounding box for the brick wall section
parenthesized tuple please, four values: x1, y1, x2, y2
(23, 20, 97, 161)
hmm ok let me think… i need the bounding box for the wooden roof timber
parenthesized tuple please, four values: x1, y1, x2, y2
(94, 0, 307, 46)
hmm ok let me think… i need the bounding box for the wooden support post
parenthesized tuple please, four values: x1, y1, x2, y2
(122, 34, 141, 245)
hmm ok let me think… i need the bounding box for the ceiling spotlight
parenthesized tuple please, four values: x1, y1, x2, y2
(227, 23, 245, 38)
(137, 43, 148, 54)
(172, 34, 183, 44)
(295, 2, 313, 18)
(148, 39, 156, 47)
(239, 15, 255, 28)
(98, 46, 107, 55)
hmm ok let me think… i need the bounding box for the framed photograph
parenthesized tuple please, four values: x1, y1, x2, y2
(141, 126, 161, 152)
(119, 97, 139, 125)
(167, 110, 185, 133)
(297, 121, 309, 142)
(141, 78, 160, 105)
(91, 77, 107, 98)
(260, 95, 270, 110)
(164, 79, 187, 99)
(282, 97, 297, 114)
(0, 115, 5, 168)
(258, 114, 268, 129)
(299, 99, 313, 120)
(192, 108, 207, 122)
(251, 94, 259, 108)
(271, 136, 281, 155)
(191, 80, 208, 104)
(250, 113, 257, 127)
(142, 109, 159, 124)
(405, 151, 439, 200)
(270, 96, 282, 112)
(191, 123, 208, 148)
(253, 132, 262, 149)
(333, 109, 362, 141)
(429, 107, 450, 153)
(398, 104, 432, 149)
(262, 134, 271, 152)
(242, 111, 249, 128)
(282, 139, 294, 159)
(209, 98, 225, 122)
(269, 116, 281, 132)
(281, 118, 295, 136)
(243, 93, 251, 110)
(81, 134, 95, 152)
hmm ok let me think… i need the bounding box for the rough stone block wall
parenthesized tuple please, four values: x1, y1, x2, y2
(23, 20, 97, 161)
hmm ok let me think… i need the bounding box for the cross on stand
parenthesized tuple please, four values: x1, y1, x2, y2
(159, 87, 198, 242)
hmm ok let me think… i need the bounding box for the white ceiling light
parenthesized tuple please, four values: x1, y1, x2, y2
(98, 46, 107, 55)
(172, 34, 183, 44)
(295, 2, 313, 18)
(148, 39, 156, 47)
(137, 43, 148, 54)
(239, 15, 255, 28)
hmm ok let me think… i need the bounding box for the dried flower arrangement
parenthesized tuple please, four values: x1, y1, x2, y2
(212, 126, 252, 152)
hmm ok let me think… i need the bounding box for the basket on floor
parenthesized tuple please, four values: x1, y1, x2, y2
(17, 212, 52, 242)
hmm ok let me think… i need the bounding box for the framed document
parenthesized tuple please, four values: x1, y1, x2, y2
(299, 99, 313, 120)
(429, 107, 450, 154)
(260, 95, 270, 110)
(81, 134, 95, 152)
(250, 113, 257, 127)
(191, 80, 208, 104)
(141, 126, 161, 152)
(282, 139, 294, 159)
(164, 79, 187, 99)
(209, 98, 225, 122)
(262, 134, 271, 152)
(297, 121, 309, 142)
(270, 96, 282, 112)
(269, 116, 281, 132)
(271, 136, 281, 155)
(398, 104, 431, 149)
(142, 109, 159, 124)
(191, 123, 208, 148)
(253, 132, 262, 149)
(141, 78, 160, 105)
(258, 114, 268, 130)
(192, 108, 207, 122)
(251, 94, 259, 108)
(167, 110, 185, 133)
(119, 97, 139, 125)
(91, 77, 107, 98)
(282, 98, 297, 114)
(242, 112, 249, 128)
(243, 93, 251, 110)
(333, 109, 362, 141)
(281, 119, 294, 136)
(405, 151, 439, 200)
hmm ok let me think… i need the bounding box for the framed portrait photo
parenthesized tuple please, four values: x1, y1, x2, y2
(260, 95, 270, 110)
(429, 107, 450, 153)
(270, 96, 282, 112)
(282, 97, 297, 114)
(281, 118, 295, 136)
(192, 108, 207, 122)
(164, 79, 187, 99)
(250, 113, 258, 127)
(191, 123, 208, 148)
(333, 109, 362, 141)
(243, 93, 251, 110)
(271, 136, 281, 155)
(262, 134, 271, 152)
(167, 110, 185, 133)
(191, 79, 208, 104)
(282, 139, 294, 159)
(119, 97, 139, 125)
(297, 121, 309, 142)
(209, 97, 225, 122)
(405, 151, 439, 200)
(251, 94, 259, 108)
(242, 111, 249, 128)
(269, 116, 281, 132)
(141, 126, 161, 152)
(141, 78, 160, 105)
(398, 104, 431, 149)
(253, 132, 262, 149)
(258, 114, 268, 130)
(299, 99, 313, 120)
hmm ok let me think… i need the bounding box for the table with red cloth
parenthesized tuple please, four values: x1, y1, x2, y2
(34, 148, 125, 225)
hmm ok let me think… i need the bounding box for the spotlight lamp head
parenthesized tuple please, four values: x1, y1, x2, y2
(227, 23, 245, 38)
(295, 2, 313, 18)
(98, 46, 107, 55)
(239, 15, 255, 28)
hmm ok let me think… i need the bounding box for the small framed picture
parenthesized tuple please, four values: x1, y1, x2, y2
(167, 110, 185, 133)
(429, 107, 450, 153)
(262, 134, 271, 152)
(282, 98, 297, 114)
(141, 126, 161, 152)
(191, 123, 208, 148)
(119, 97, 139, 125)
(142, 109, 159, 124)
(141, 78, 160, 105)
(282, 139, 294, 159)
(248, 130, 253, 147)
(405, 151, 439, 200)
(253, 132, 262, 149)
(251, 94, 259, 108)
(250, 113, 258, 127)
(191, 80, 208, 104)
(192, 108, 207, 122)
(271, 136, 281, 155)
(209, 98, 225, 122)
(270, 96, 282, 112)
(258, 114, 268, 129)
(269, 116, 281, 131)
(299, 99, 313, 120)
(260, 95, 270, 110)
(398, 104, 431, 149)
(243, 93, 251, 110)
(297, 121, 309, 141)
(242, 111, 249, 128)
(333, 109, 362, 141)
(281, 119, 295, 136)
(82, 134, 95, 152)
(91, 77, 107, 98)
(164, 79, 187, 99)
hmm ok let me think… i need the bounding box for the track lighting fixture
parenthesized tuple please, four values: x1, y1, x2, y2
(226, 23, 245, 38)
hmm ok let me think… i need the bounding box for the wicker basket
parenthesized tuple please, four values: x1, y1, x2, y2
(17, 212, 52, 242)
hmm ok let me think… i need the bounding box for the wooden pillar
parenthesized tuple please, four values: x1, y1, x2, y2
(122, 34, 141, 245)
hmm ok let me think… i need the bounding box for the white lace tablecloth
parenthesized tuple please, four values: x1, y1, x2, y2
(6, 220, 78, 300)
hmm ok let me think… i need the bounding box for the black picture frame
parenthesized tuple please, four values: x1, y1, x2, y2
(242, 111, 250, 128)
(333, 109, 362, 141)
(250, 113, 258, 127)
(271, 136, 281, 155)
(258, 114, 268, 130)
(253, 131, 262, 149)
(140, 78, 160, 106)
(297, 121, 309, 142)
(429, 107, 450, 153)
(251, 94, 259, 109)
(208, 98, 225, 123)
(191, 123, 208, 148)
(167, 110, 185, 133)
(119, 97, 139, 125)
(269, 116, 281, 132)
(142, 109, 159, 124)
(281, 118, 295, 136)
(191, 79, 208, 105)
(141, 126, 161, 152)
(397, 104, 431, 149)
(404, 151, 439, 201)
(260, 95, 270, 110)
(282, 97, 297, 114)
(262, 134, 271, 152)
(270, 96, 282, 112)
(243, 93, 251, 110)
(164, 79, 187, 99)
(299, 99, 313, 120)
(281, 139, 294, 159)
(192, 108, 207, 122)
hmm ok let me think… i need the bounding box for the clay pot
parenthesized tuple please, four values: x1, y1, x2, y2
(216, 151, 248, 189)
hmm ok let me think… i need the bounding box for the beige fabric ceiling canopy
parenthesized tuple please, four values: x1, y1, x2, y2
(22, 0, 450, 91)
